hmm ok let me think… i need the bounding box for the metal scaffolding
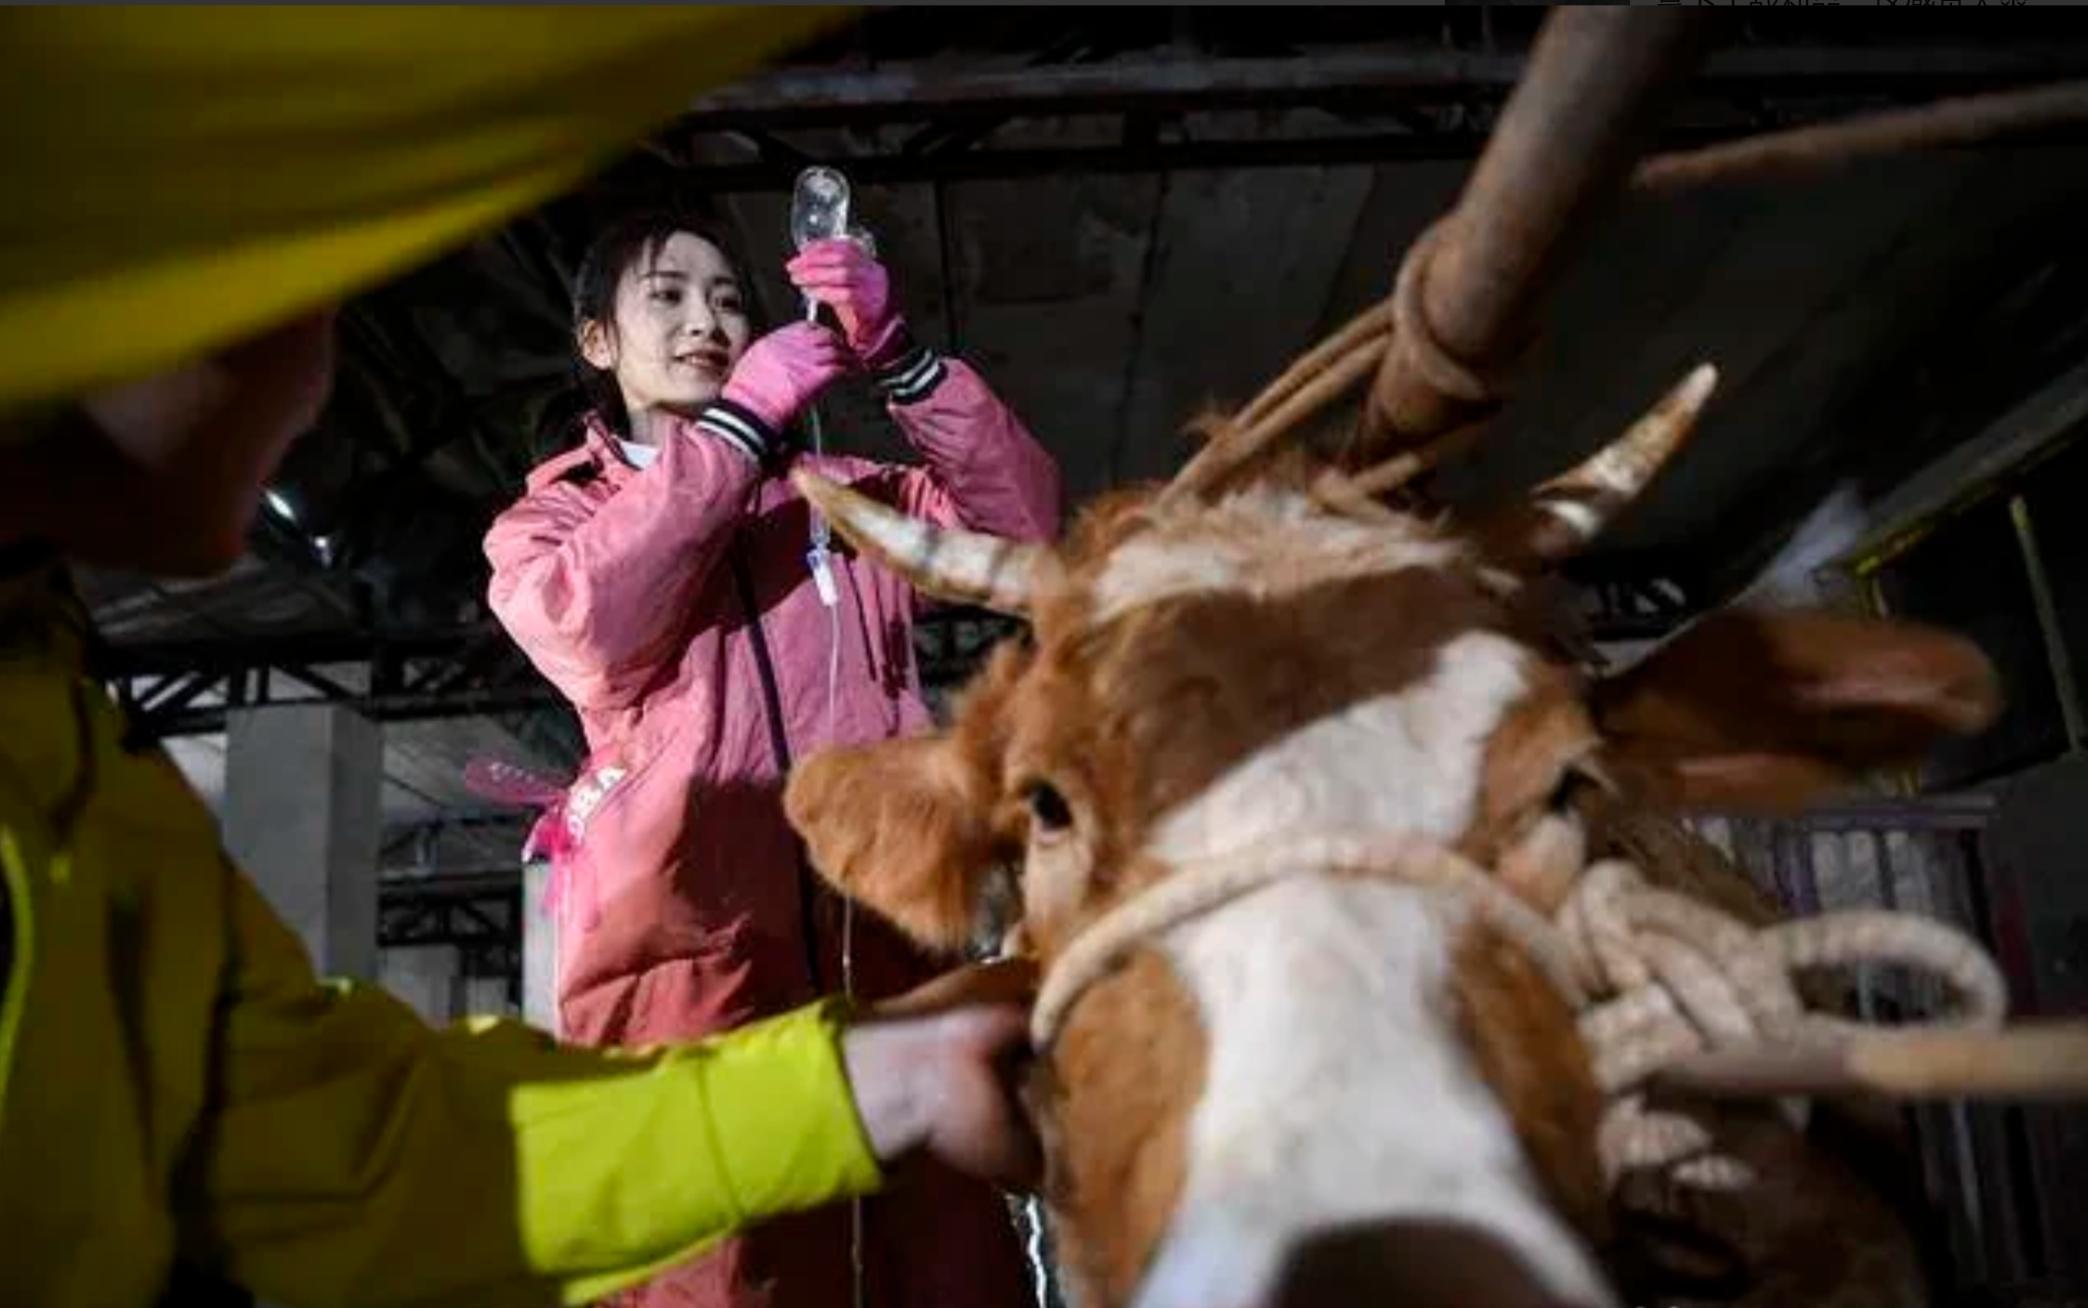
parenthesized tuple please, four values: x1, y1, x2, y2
(379, 869, 522, 1003)
(95, 604, 1059, 742)
(668, 33, 2088, 193)
(95, 625, 561, 739)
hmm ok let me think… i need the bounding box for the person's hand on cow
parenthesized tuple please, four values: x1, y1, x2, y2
(841, 957, 1043, 1192)
(717, 321, 850, 434)
(785, 238, 908, 371)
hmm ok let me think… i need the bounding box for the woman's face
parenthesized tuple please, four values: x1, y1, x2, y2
(580, 231, 752, 421)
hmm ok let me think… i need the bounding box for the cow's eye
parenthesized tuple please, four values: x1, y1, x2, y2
(1023, 780, 1074, 836)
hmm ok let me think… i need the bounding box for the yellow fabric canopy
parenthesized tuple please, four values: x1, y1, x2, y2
(0, 6, 848, 412)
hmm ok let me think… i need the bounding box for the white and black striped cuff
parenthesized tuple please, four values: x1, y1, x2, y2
(874, 341, 948, 406)
(695, 398, 777, 465)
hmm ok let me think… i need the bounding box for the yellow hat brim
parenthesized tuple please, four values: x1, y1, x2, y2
(0, 6, 850, 418)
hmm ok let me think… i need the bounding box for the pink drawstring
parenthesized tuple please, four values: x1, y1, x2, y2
(524, 801, 601, 933)
(467, 758, 607, 934)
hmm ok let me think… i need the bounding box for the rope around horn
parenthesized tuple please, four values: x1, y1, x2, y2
(1030, 830, 2010, 1196)
(1162, 217, 1495, 507)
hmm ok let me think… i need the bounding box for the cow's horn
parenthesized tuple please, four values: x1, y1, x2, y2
(1524, 363, 1717, 561)
(793, 470, 1042, 616)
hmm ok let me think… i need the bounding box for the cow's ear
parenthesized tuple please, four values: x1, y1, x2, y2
(786, 733, 1005, 953)
(1593, 611, 1999, 813)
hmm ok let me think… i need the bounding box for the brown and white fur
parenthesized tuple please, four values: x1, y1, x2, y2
(783, 370, 1998, 1308)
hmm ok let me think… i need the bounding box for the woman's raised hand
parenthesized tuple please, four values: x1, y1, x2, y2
(787, 238, 905, 369)
(718, 321, 851, 432)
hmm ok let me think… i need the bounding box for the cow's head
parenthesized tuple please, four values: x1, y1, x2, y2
(785, 365, 1997, 1308)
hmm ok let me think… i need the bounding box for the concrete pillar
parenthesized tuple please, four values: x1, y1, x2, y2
(379, 945, 462, 1024)
(522, 859, 560, 1036)
(462, 974, 512, 1018)
(223, 704, 383, 980)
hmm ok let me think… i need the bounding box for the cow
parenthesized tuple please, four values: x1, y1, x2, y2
(781, 363, 2001, 1308)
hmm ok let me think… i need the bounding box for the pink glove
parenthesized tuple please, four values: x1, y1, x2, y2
(719, 321, 850, 432)
(787, 238, 907, 369)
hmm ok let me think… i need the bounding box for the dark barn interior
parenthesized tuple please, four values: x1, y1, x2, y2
(58, 11, 2088, 1302)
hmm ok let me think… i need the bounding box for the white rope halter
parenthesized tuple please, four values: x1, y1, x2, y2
(1029, 829, 2008, 1193)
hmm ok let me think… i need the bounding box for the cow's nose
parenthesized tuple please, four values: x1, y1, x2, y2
(1270, 1219, 1596, 1308)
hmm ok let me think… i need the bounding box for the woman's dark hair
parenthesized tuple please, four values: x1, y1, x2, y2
(568, 209, 752, 439)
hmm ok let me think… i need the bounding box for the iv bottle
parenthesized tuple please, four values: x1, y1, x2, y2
(790, 166, 851, 253)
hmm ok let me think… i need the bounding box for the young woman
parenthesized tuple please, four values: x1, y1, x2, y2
(484, 213, 1059, 1308)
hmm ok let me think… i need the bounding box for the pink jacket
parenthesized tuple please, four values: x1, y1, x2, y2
(485, 357, 1056, 1308)
(487, 355, 1058, 1036)
(482, 353, 1052, 1303)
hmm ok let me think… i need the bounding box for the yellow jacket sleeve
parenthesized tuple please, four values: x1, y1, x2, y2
(0, 606, 879, 1308)
(199, 873, 882, 1307)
